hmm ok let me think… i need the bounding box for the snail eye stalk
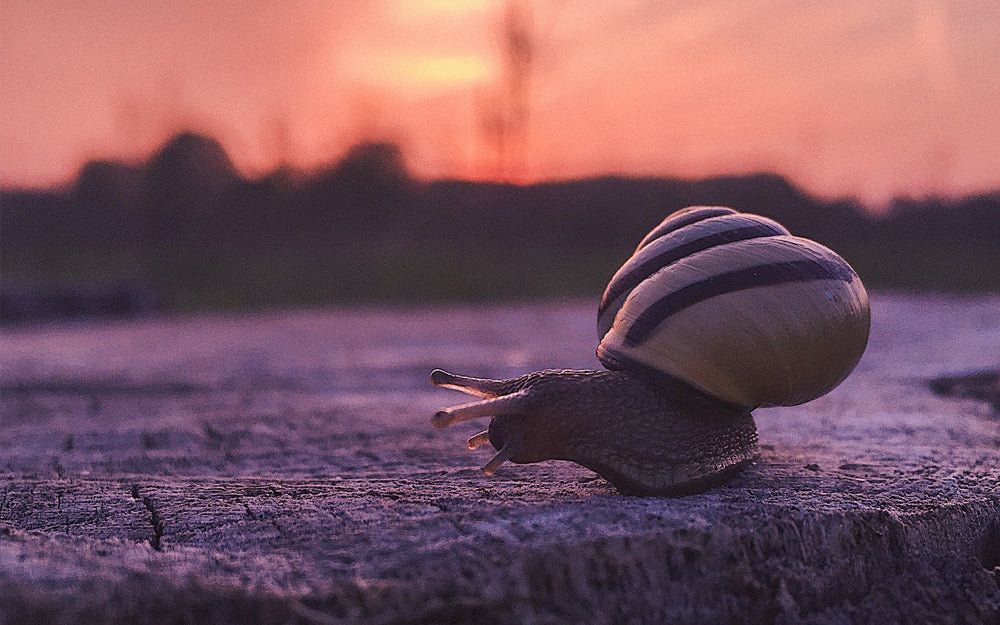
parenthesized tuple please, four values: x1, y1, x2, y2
(430, 389, 533, 429)
(430, 368, 506, 398)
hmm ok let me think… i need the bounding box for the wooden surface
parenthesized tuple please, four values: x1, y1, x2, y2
(2, 295, 999, 624)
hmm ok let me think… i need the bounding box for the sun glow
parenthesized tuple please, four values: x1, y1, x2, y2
(335, 0, 494, 96)
(348, 53, 491, 95)
(392, 0, 489, 18)
(391, 55, 490, 86)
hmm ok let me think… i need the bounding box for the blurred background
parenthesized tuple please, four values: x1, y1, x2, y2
(2, 0, 999, 322)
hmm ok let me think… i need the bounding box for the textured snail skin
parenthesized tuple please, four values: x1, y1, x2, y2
(431, 368, 758, 496)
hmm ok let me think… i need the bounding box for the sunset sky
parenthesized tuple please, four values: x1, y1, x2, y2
(2, 0, 998, 207)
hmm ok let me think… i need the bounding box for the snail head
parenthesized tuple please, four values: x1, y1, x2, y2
(430, 368, 584, 475)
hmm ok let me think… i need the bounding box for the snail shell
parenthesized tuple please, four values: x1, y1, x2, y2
(597, 206, 870, 408)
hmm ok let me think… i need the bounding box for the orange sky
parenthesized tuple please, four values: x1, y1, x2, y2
(2, 0, 999, 207)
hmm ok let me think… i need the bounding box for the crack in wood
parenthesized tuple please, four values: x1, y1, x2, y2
(132, 485, 165, 551)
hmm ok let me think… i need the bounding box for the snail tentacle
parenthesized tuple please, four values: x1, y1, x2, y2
(430, 369, 506, 398)
(430, 389, 535, 428)
(466, 430, 491, 449)
(483, 444, 518, 475)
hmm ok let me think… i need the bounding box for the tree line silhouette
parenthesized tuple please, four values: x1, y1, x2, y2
(2, 131, 998, 321)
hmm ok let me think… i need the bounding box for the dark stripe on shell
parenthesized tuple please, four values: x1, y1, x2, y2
(635, 206, 735, 251)
(599, 222, 787, 319)
(622, 258, 857, 347)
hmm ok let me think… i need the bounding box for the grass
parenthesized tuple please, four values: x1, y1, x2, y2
(840, 244, 1000, 293)
(139, 245, 625, 312)
(3, 238, 996, 317)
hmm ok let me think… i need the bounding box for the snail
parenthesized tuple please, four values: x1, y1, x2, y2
(430, 206, 870, 496)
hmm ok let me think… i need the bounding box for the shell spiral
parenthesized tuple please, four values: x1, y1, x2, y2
(596, 206, 870, 408)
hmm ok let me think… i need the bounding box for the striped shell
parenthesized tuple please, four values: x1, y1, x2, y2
(596, 206, 870, 408)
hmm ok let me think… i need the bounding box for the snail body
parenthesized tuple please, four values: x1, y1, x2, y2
(431, 206, 870, 496)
